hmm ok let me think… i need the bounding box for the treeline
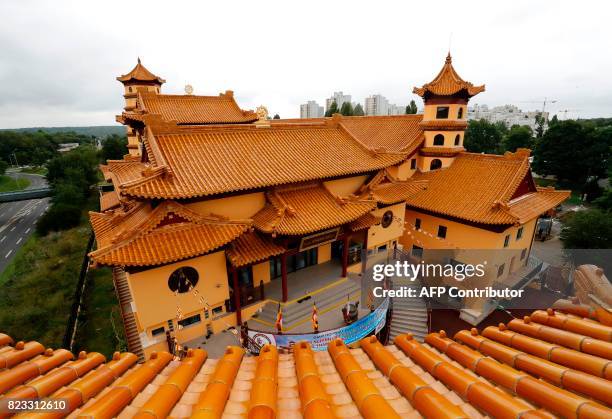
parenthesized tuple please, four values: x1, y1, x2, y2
(0, 130, 95, 167)
(36, 134, 128, 235)
(464, 118, 612, 196)
(324, 99, 419, 117)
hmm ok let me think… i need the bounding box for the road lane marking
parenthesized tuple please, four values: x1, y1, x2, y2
(25, 228, 30, 234)
(10, 226, 16, 232)
(16, 237, 22, 245)
(5, 250, 12, 259)
(0, 236, 5, 242)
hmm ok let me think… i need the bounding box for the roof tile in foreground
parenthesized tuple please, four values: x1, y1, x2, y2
(119, 123, 408, 199)
(1, 308, 611, 418)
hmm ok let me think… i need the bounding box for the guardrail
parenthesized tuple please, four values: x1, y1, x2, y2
(0, 187, 52, 202)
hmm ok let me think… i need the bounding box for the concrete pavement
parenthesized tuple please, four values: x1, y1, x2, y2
(0, 171, 50, 275)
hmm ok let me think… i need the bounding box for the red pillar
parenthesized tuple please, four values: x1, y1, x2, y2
(232, 269, 242, 325)
(342, 235, 350, 278)
(280, 253, 288, 302)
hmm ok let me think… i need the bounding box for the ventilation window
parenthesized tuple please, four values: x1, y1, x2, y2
(517, 227, 524, 240)
(504, 235, 510, 248)
(458, 107, 464, 119)
(415, 218, 421, 229)
(381, 210, 394, 228)
(436, 107, 449, 119)
(437, 225, 447, 239)
(410, 158, 417, 170)
(430, 159, 442, 170)
(433, 134, 445, 146)
(454, 134, 461, 146)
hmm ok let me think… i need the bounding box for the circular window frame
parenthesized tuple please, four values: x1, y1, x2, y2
(381, 210, 394, 228)
(168, 267, 199, 294)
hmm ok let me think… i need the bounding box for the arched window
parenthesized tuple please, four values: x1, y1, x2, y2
(128, 86, 133, 93)
(433, 134, 445, 146)
(168, 267, 199, 293)
(454, 134, 461, 146)
(458, 107, 464, 119)
(430, 159, 442, 171)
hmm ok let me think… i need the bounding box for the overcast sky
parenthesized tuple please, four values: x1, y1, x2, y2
(1, 0, 611, 128)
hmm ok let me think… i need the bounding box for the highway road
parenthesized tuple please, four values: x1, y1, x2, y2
(0, 172, 50, 274)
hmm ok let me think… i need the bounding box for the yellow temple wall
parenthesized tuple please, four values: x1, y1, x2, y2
(400, 209, 538, 284)
(127, 250, 230, 345)
(323, 175, 368, 196)
(252, 261, 271, 285)
(367, 203, 405, 249)
(423, 131, 464, 147)
(186, 192, 266, 219)
(423, 103, 467, 121)
(418, 155, 454, 172)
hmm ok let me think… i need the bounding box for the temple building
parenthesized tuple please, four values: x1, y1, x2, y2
(89, 56, 569, 358)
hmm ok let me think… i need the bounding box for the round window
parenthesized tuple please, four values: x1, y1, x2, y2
(168, 267, 199, 293)
(381, 210, 394, 228)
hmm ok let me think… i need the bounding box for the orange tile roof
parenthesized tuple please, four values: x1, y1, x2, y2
(138, 91, 258, 124)
(508, 187, 570, 224)
(413, 53, 485, 98)
(359, 170, 429, 205)
(226, 231, 286, 268)
(348, 213, 381, 231)
(1, 308, 611, 418)
(419, 146, 465, 157)
(99, 191, 120, 212)
(116, 58, 165, 84)
(406, 150, 569, 225)
(253, 183, 377, 235)
(116, 123, 408, 199)
(89, 201, 251, 266)
(338, 114, 424, 153)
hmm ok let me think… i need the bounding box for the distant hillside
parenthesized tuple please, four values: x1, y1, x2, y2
(0, 125, 124, 137)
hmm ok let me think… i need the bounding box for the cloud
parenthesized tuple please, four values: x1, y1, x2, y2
(0, 0, 611, 128)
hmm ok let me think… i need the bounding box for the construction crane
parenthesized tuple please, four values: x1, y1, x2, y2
(519, 97, 557, 114)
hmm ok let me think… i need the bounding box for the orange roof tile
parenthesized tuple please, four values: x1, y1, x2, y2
(89, 201, 251, 266)
(508, 188, 570, 223)
(99, 191, 120, 212)
(117, 123, 408, 199)
(406, 150, 568, 225)
(413, 54, 485, 98)
(419, 146, 465, 157)
(359, 171, 429, 205)
(253, 183, 377, 235)
(226, 231, 286, 268)
(2, 308, 611, 418)
(348, 213, 381, 231)
(116, 58, 165, 84)
(338, 114, 424, 153)
(138, 91, 258, 124)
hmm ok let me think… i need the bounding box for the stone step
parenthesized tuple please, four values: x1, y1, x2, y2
(255, 280, 361, 324)
(391, 309, 428, 320)
(390, 319, 428, 333)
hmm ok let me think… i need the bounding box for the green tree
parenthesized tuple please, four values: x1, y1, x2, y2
(325, 100, 339, 117)
(549, 114, 559, 127)
(339, 102, 354, 116)
(46, 147, 98, 196)
(593, 189, 612, 211)
(503, 125, 533, 152)
(273, 114, 280, 119)
(0, 160, 8, 176)
(353, 103, 365, 116)
(534, 113, 546, 138)
(561, 209, 612, 248)
(101, 134, 128, 161)
(532, 120, 610, 185)
(405, 100, 418, 114)
(463, 119, 506, 154)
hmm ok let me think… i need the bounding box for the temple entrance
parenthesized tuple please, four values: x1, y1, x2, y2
(270, 248, 318, 279)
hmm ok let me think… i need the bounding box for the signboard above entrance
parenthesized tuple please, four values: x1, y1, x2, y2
(299, 227, 340, 252)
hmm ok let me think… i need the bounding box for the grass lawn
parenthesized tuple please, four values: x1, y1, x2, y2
(0, 175, 30, 192)
(0, 194, 124, 357)
(20, 166, 47, 176)
(73, 267, 126, 358)
(0, 225, 91, 348)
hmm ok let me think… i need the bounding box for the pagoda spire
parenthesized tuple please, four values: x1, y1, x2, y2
(413, 54, 484, 99)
